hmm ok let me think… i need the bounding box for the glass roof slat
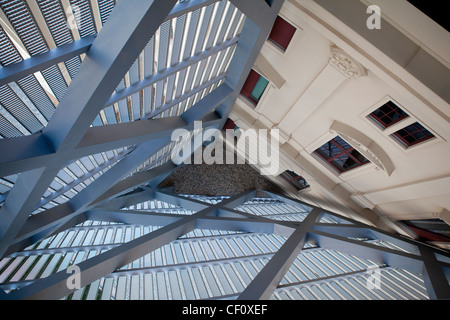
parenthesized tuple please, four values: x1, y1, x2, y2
(181, 9, 200, 61)
(40, 64, 67, 101)
(68, 0, 96, 38)
(157, 20, 171, 73)
(214, 1, 235, 45)
(97, 0, 114, 26)
(170, 15, 185, 66)
(204, 1, 226, 50)
(0, 85, 41, 134)
(36, 0, 73, 47)
(0, 0, 49, 56)
(15, 74, 54, 121)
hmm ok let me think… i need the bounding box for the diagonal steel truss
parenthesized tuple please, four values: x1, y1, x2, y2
(2, 186, 449, 300)
(1, 0, 448, 301)
(0, 0, 287, 299)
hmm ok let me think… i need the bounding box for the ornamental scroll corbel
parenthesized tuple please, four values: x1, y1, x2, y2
(328, 46, 368, 79)
(329, 120, 395, 176)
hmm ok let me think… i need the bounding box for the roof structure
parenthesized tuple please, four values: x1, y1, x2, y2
(0, 0, 449, 301)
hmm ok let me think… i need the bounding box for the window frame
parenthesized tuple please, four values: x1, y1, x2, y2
(367, 100, 410, 129)
(279, 170, 310, 191)
(240, 69, 269, 106)
(364, 97, 441, 153)
(391, 121, 435, 147)
(267, 15, 296, 52)
(314, 136, 370, 173)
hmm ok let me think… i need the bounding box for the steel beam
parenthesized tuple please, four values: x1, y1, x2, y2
(6, 190, 254, 299)
(0, 0, 178, 259)
(6, 161, 177, 257)
(419, 244, 450, 300)
(0, 110, 221, 178)
(237, 208, 322, 300)
(307, 229, 425, 274)
(0, 36, 95, 87)
(229, 0, 273, 28)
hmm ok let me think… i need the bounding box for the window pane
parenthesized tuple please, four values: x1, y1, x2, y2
(369, 101, 409, 128)
(314, 136, 370, 173)
(268, 16, 296, 51)
(240, 69, 269, 105)
(250, 76, 269, 102)
(392, 122, 435, 147)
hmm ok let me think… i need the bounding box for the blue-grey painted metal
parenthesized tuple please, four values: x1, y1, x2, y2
(0, 35, 96, 87)
(0, 0, 179, 260)
(238, 207, 322, 300)
(6, 190, 256, 299)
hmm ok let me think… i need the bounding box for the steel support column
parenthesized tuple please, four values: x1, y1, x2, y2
(237, 208, 322, 300)
(419, 245, 450, 300)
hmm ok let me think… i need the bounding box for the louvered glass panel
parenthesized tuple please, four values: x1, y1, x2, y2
(64, 55, 82, 79)
(0, 0, 48, 55)
(37, 0, 73, 46)
(40, 64, 67, 101)
(0, 26, 22, 66)
(97, 0, 115, 25)
(0, 114, 22, 138)
(69, 0, 96, 38)
(0, 85, 41, 134)
(16, 74, 55, 121)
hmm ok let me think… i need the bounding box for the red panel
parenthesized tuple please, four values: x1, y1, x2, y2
(240, 69, 260, 102)
(268, 16, 296, 50)
(223, 118, 236, 130)
(404, 223, 450, 242)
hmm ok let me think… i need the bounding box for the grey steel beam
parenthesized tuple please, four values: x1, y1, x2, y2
(6, 190, 254, 299)
(76, 112, 222, 157)
(106, 35, 238, 107)
(86, 209, 183, 227)
(0, 0, 178, 259)
(90, 162, 178, 206)
(311, 223, 421, 255)
(0, 111, 221, 177)
(307, 229, 425, 274)
(153, 188, 210, 211)
(419, 244, 450, 300)
(36, 148, 134, 209)
(229, 0, 273, 28)
(237, 207, 322, 300)
(214, 0, 285, 121)
(86, 206, 281, 236)
(6, 160, 177, 257)
(180, 82, 234, 124)
(0, 35, 95, 87)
